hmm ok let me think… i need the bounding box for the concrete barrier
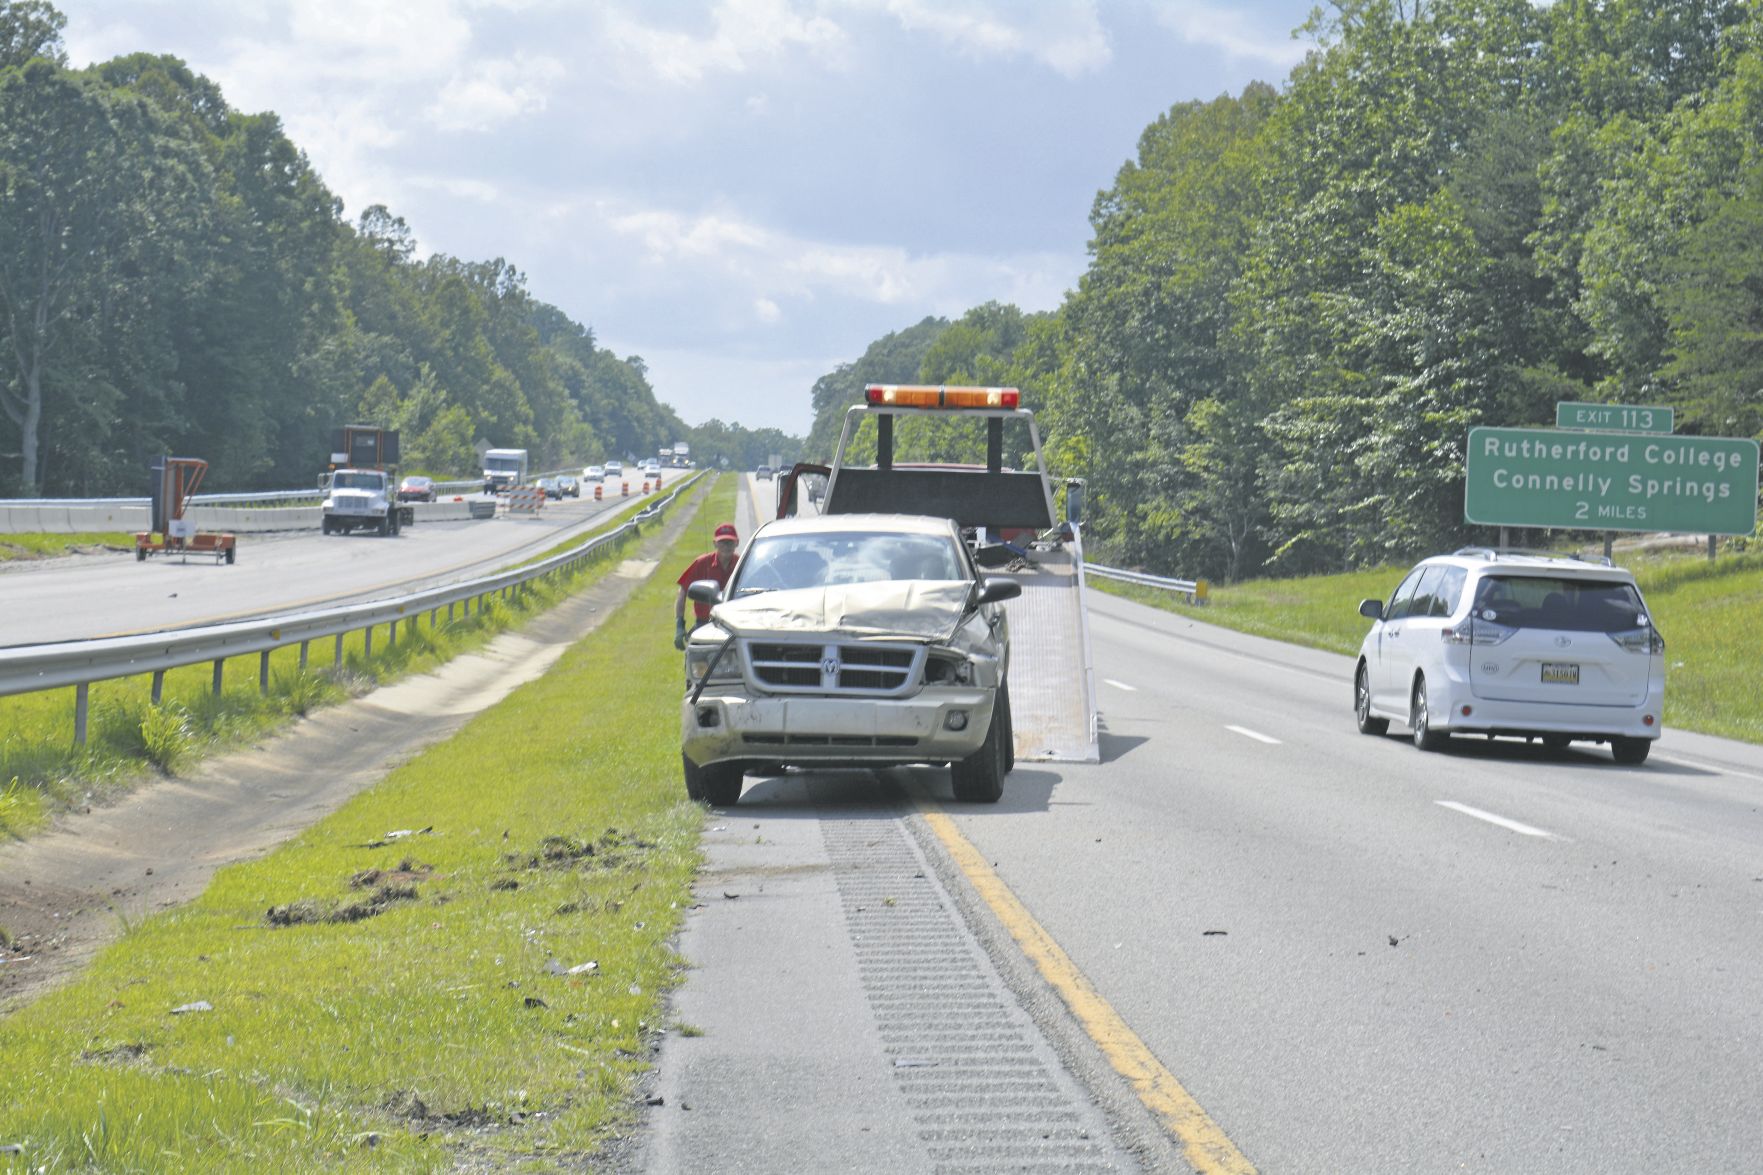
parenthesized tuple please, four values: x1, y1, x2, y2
(1, 496, 493, 534)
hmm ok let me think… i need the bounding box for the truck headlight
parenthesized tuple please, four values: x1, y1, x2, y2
(924, 653, 975, 685)
(686, 644, 742, 684)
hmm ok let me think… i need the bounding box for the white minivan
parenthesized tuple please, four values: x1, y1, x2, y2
(1354, 548, 1664, 763)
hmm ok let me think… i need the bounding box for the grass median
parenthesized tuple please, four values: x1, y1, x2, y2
(0, 485, 693, 839)
(0, 475, 731, 1171)
(0, 534, 137, 561)
(1093, 544, 1763, 744)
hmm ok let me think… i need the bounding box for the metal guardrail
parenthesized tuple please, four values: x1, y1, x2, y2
(1084, 562, 1210, 605)
(0, 472, 705, 744)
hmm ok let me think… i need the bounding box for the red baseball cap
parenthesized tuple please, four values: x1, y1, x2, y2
(714, 523, 739, 542)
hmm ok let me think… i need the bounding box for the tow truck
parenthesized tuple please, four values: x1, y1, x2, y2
(134, 456, 236, 564)
(681, 385, 1097, 805)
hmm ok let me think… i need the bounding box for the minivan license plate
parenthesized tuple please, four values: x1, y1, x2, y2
(1541, 662, 1580, 685)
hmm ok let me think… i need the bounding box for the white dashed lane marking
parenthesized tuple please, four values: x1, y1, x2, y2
(1103, 678, 1138, 692)
(1225, 725, 1281, 745)
(1436, 801, 1567, 841)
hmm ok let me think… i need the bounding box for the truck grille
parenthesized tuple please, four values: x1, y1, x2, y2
(744, 641, 924, 697)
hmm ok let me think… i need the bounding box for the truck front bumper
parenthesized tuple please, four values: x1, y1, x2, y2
(682, 687, 996, 768)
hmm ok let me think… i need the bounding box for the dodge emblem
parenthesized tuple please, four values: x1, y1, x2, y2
(821, 657, 840, 677)
(1554, 636, 1572, 648)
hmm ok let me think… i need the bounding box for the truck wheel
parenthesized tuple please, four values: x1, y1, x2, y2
(377, 515, 390, 537)
(321, 517, 332, 535)
(224, 546, 235, 565)
(683, 754, 744, 806)
(136, 547, 146, 561)
(951, 705, 1006, 803)
(998, 682, 1016, 774)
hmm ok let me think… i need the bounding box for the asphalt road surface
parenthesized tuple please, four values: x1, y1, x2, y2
(927, 590, 1763, 1173)
(1, 484, 656, 646)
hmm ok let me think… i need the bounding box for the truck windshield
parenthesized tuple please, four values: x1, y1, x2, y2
(734, 532, 965, 595)
(485, 457, 522, 472)
(332, 472, 383, 490)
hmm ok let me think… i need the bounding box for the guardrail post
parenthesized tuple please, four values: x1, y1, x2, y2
(388, 619, 398, 650)
(363, 625, 374, 658)
(448, 601, 456, 624)
(334, 633, 344, 668)
(259, 650, 271, 694)
(74, 683, 89, 745)
(151, 670, 165, 705)
(299, 640, 309, 670)
(212, 658, 224, 696)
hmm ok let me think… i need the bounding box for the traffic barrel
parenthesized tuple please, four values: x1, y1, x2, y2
(642, 479, 651, 493)
(621, 481, 629, 497)
(594, 484, 602, 500)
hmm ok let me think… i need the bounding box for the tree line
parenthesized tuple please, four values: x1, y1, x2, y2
(805, 0, 1763, 581)
(0, 0, 789, 496)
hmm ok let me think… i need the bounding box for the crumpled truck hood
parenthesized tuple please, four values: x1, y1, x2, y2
(711, 581, 973, 641)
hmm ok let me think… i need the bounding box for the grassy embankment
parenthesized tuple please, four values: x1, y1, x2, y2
(0, 486, 686, 839)
(0, 534, 136, 561)
(0, 476, 731, 1171)
(1093, 545, 1763, 745)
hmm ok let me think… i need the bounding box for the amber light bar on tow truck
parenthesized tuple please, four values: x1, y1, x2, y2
(865, 385, 1021, 410)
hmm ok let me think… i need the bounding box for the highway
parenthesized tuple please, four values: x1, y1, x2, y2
(916, 590, 1763, 1172)
(0, 483, 657, 645)
(16, 472, 1762, 1170)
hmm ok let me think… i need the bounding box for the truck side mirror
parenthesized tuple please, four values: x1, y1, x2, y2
(687, 579, 724, 606)
(976, 577, 1021, 605)
(1358, 598, 1385, 621)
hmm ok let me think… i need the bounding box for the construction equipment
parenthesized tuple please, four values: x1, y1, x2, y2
(135, 457, 236, 564)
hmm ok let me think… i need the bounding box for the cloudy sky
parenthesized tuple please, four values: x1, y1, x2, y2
(60, 1, 1314, 435)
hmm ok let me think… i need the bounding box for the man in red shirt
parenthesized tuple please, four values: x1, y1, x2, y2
(674, 522, 740, 648)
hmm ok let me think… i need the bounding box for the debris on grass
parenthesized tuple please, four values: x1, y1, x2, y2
(170, 1000, 213, 1014)
(265, 883, 420, 927)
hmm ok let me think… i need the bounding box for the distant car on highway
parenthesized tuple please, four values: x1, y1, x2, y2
(535, 476, 562, 499)
(754, 465, 772, 480)
(606, 460, 624, 479)
(584, 465, 605, 480)
(1353, 548, 1664, 763)
(556, 474, 580, 498)
(396, 475, 436, 503)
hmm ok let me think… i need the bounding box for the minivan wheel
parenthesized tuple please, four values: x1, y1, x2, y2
(1610, 737, 1651, 765)
(1410, 676, 1448, 752)
(1541, 734, 1572, 752)
(1355, 664, 1388, 736)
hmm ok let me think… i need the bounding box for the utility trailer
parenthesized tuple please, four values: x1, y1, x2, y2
(798, 385, 1098, 763)
(135, 456, 236, 564)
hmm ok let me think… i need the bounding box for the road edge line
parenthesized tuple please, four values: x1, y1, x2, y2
(918, 808, 1256, 1175)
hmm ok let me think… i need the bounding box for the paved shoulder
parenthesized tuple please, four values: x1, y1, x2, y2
(628, 772, 1143, 1173)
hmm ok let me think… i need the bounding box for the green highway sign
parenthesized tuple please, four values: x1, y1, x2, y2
(1465, 427, 1760, 534)
(1555, 401, 1674, 434)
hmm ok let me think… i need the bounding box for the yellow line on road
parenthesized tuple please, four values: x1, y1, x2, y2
(920, 808, 1256, 1175)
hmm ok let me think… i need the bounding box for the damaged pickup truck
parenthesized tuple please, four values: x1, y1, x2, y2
(680, 513, 1020, 806)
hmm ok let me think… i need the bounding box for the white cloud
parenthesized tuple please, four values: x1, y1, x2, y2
(602, 0, 848, 85)
(1152, 1, 1308, 69)
(427, 54, 566, 132)
(754, 297, 783, 323)
(286, 0, 475, 82)
(408, 175, 503, 203)
(875, 0, 1111, 77)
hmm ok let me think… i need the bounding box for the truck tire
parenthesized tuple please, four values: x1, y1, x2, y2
(683, 754, 744, 806)
(998, 682, 1016, 774)
(224, 546, 235, 565)
(321, 517, 332, 535)
(951, 703, 1006, 803)
(377, 515, 390, 537)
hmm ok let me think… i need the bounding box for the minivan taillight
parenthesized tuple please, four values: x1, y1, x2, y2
(1444, 619, 1515, 646)
(1609, 626, 1665, 655)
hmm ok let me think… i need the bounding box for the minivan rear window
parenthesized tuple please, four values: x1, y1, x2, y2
(1473, 576, 1648, 633)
